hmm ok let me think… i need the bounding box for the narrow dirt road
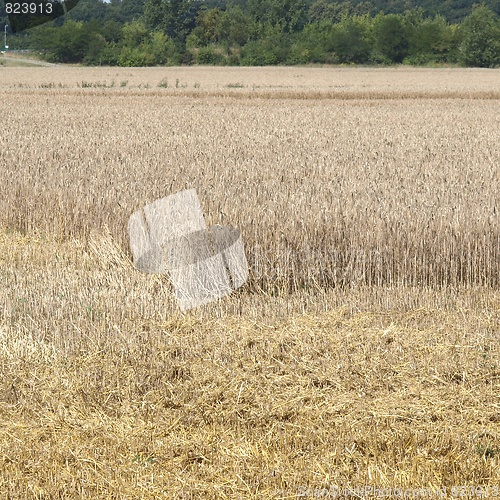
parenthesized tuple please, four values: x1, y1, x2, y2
(1, 55, 58, 66)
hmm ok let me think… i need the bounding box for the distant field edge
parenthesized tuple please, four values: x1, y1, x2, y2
(1, 88, 499, 100)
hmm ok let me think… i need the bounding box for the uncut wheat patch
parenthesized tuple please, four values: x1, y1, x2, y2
(1, 85, 498, 291)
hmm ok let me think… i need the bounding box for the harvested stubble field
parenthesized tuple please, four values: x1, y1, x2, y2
(0, 66, 499, 498)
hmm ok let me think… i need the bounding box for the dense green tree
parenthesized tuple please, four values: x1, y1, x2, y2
(196, 45, 226, 64)
(149, 29, 177, 63)
(373, 12, 409, 62)
(118, 45, 154, 65)
(120, 0, 147, 20)
(4, 0, 498, 67)
(351, 1, 374, 16)
(192, 4, 253, 46)
(142, 0, 163, 30)
(310, 0, 499, 22)
(68, 0, 108, 22)
(247, 0, 308, 33)
(404, 9, 457, 63)
(291, 20, 333, 62)
(143, 0, 196, 42)
(83, 32, 107, 64)
(308, 0, 347, 23)
(240, 23, 292, 64)
(101, 20, 123, 43)
(328, 14, 372, 63)
(31, 19, 97, 63)
(103, 0, 128, 23)
(121, 19, 149, 46)
(459, 5, 500, 67)
(117, 20, 177, 65)
(294, 13, 372, 63)
(196, 7, 223, 43)
(217, 5, 253, 45)
(98, 43, 121, 64)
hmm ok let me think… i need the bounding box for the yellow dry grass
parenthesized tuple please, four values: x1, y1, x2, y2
(0, 67, 499, 498)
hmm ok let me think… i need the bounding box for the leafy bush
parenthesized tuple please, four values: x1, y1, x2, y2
(118, 46, 155, 66)
(197, 46, 226, 65)
(240, 26, 291, 65)
(459, 6, 500, 67)
(373, 13, 409, 63)
(327, 15, 372, 63)
(99, 43, 121, 66)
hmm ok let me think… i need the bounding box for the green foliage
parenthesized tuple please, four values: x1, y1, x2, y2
(196, 7, 223, 44)
(240, 39, 277, 65)
(68, 0, 108, 23)
(197, 45, 226, 64)
(308, 0, 347, 23)
(459, 5, 500, 67)
(404, 10, 459, 64)
(185, 28, 203, 48)
(8, 0, 499, 67)
(108, 20, 177, 66)
(194, 5, 253, 47)
(118, 45, 155, 66)
(120, 0, 147, 21)
(293, 21, 332, 62)
(373, 13, 409, 63)
(82, 32, 107, 65)
(121, 20, 149, 47)
(293, 15, 373, 64)
(240, 25, 291, 65)
(99, 43, 121, 65)
(245, 0, 308, 34)
(66, 0, 144, 24)
(101, 20, 123, 44)
(31, 20, 96, 63)
(217, 5, 252, 46)
(143, 0, 196, 42)
(150, 30, 176, 65)
(327, 14, 372, 63)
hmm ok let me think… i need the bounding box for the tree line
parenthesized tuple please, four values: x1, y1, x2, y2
(2, 0, 499, 67)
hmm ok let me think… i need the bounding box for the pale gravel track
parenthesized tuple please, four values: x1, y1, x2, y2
(1, 55, 58, 66)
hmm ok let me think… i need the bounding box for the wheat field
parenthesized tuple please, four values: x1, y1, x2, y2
(0, 65, 499, 498)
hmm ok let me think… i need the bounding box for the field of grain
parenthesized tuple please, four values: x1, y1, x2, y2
(0, 66, 499, 498)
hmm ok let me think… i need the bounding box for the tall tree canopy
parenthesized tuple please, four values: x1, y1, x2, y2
(2, 0, 498, 67)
